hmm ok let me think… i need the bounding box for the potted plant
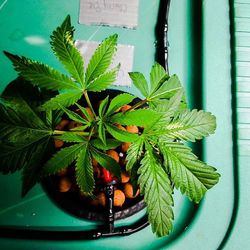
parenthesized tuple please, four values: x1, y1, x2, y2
(0, 15, 220, 237)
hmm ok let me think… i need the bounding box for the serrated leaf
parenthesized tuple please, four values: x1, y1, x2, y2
(90, 148, 121, 178)
(98, 95, 109, 118)
(85, 34, 118, 84)
(59, 105, 89, 125)
(149, 74, 182, 101)
(90, 138, 121, 150)
(106, 93, 135, 116)
(98, 121, 106, 145)
(138, 142, 174, 237)
(150, 63, 169, 94)
(87, 64, 120, 92)
(110, 109, 161, 127)
(126, 137, 144, 171)
(42, 143, 84, 176)
(75, 146, 94, 194)
(105, 124, 138, 142)
(4, 51, 80, 91)
(54, 132, 87, 143)
(165, 109, 216, 142)
(128, 72, 149, 98)
(75, 103, 93, 122)
(160, 142, 220, 203)
(41, 91, 82, 111)
(50, 15, 85, 88)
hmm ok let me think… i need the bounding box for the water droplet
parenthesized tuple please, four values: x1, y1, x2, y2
(31, 212, 36, 216)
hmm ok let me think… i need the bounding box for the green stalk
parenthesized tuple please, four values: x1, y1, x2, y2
(53, 130, 89, 136)
(83, 91, 97, 118)
(127, 99, 148, 112)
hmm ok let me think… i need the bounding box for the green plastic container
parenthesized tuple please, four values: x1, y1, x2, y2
(0, 0, 247, 249)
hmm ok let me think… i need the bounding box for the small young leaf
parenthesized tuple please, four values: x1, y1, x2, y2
(128, 72, 149, 98)
(59, 105, 89, 125)
(160, 142, 220, 203)
(106, 93, 135, 116)
(75, 146, 94, 194)
(150, 62, 169, 93)
(105, 124, 138, 142)
(75, 103, 93, 122)
(50, 15, 85, 88)
(87, 64, 120, 92)
(90, 148, 121, 178)
(138, 142, 174, 237)
(42, 143, 84, 176)
(98, 121, 106, 145)
(4, 52, 80, 91)
(41, 91, 82, 111)
(91, 138, 121, 150)
(110, 109, 161, 127)
(98, 96, 109, 118)
(85, 34, 118, 84)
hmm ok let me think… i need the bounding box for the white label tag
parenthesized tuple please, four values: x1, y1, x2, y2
(75, 40, 134, 87)
(79, 0, 139, 29)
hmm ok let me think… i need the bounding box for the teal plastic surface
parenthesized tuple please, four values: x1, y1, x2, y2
(0, 0, 242, 249)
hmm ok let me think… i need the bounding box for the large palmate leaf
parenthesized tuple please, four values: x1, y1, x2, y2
(85, 34, 118, 84)
(0, 79, 55, 195)
(75, 145, 94, 194)
(138, 143, 174, 237)
(164, 109, 216, 142)
(160, 142, 220, 203)
(50, 15, 85, 88)
(4, 52, 80, 91)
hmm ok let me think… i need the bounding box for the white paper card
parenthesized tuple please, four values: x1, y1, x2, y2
(75, 40, 134, 86)
(79, 0, 139, 29)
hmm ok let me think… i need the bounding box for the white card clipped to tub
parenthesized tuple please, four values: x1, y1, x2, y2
(75, 40, 134, 87)
(79, 0, 139, 29)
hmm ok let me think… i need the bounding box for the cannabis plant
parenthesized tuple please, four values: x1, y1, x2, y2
(0, 15, 220, 237)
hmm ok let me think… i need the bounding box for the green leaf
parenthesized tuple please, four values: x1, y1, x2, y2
(90, 148, 121, 178)
(4, 51, 80, 91)
(54, 132, 87, 143)
(138, 142, 174, 237)
(75, 146, 94, 194)
(149, 74, 182, 101)
(50, 15, 85, 88)
(42, 143, 84, 176)
(128, 72, 149, 98)
(59, 105, 89, 125)
(85, 34, 118, 84)
(98, 95, 109, 118)
(75, 103, 93, 122)
(87, 64, 120, 92)
(126, 137, 144, 171)
(165, 109, 216, 142)
(105, 124, 138, 142)
(160, 142, 220, 203)
(41, 91, 82, 111)
(106, 93, 135, 116)
(91, 138, 121, 150)
(0, 95, 52, 174)
(98, 121, 106, 145)
(110, 109, 161, 127)
(150, 63, 169, 94)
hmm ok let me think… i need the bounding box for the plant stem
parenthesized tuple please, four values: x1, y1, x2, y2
(88, 126, 95, 141)
(127, 99, 148, 112)
(83, 91, 97, 118)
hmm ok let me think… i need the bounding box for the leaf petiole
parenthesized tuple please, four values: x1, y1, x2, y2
(83, 91, 97, 118)
(53, 130, 89, 136)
